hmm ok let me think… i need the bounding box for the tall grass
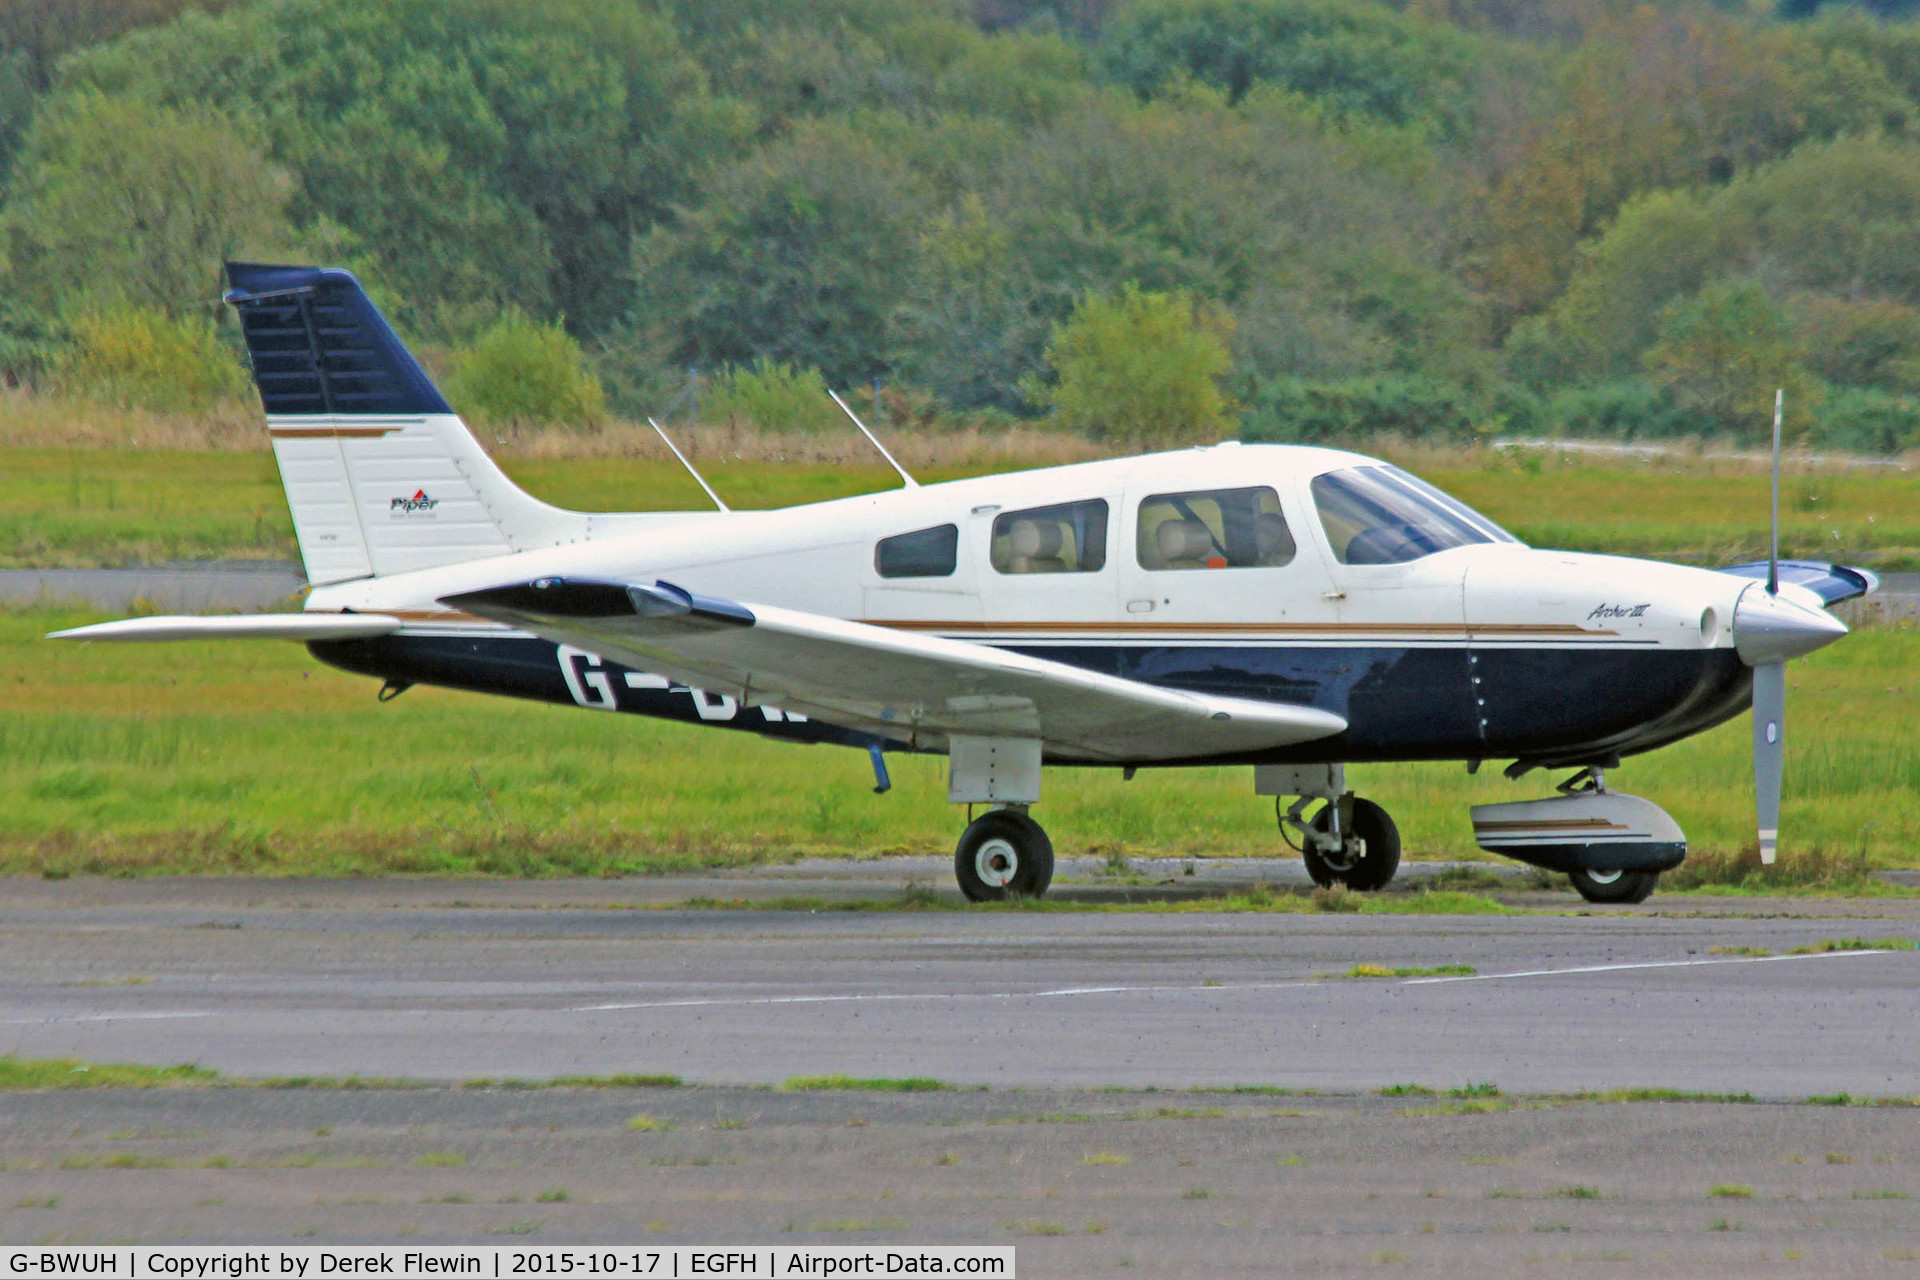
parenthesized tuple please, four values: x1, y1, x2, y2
(6, 426, 1916, 568)
(6, 607, 1915, 877)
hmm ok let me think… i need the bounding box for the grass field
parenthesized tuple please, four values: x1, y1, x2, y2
(5, 607, 1914, 878)
(4, 441, 1917, 569)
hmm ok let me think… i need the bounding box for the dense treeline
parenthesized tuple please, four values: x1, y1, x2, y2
(5, 0, 1920, 449)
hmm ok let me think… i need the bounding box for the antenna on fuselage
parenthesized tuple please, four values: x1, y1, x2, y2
(646, 416, 730, 513)
(828, 387, 919, 490)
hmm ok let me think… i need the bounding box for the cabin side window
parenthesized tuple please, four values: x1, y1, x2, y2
(1311, 466, 1509, 565)
(875, 524, 959, 578)
(990, 499, 1109, 574)
(1136, 486, 1294, 571)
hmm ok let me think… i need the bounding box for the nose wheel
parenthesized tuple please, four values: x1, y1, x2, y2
(954, 808, 1055, 902)
(1567, 867, 1659, 904)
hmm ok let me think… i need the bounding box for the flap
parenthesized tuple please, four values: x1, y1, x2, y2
(444, 578, 1347, 762)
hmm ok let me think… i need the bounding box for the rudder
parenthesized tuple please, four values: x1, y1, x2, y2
(226, 263, 656, 586)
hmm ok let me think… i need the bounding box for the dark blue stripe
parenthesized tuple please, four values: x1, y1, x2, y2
(308, 636, 1750, 768)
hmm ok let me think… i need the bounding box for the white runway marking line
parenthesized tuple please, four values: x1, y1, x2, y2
(1398, 949, 1890, 985)
(566, 947, 1902, 1014)
(567, 982, 1309, 1013)
(0, 1011, 216, 1025)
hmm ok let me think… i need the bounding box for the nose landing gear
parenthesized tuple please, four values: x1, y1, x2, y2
(1471, 766, 1684, 904)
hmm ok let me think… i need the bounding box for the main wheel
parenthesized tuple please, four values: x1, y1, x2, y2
(1568, 868, 1658, 904)
(954, 809, 1055, 902)
(1301, 797, 1400, 892)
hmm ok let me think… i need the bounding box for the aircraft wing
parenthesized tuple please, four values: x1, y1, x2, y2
(48, 614, 404, 642)
(443, 578, 1347, 762)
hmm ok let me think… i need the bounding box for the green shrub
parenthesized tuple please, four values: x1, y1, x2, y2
(1239, 374, 1476, 444)
(53, 306, 250, 412)
(1031, 283, 1235, 446)
(1805, 385, 1920, 455)
(447, 311, 605, 430)
(704, 359, 838, 434)
(1539, 379, 1718, 441)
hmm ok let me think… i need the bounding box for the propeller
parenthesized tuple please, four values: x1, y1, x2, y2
(1751, 660, 1784, 864)
(1758, 389, 1784, 866)
(1734, 391, 1845, 864)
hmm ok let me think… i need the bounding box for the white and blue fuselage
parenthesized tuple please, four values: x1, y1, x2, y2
(308, 441, 1770, 770)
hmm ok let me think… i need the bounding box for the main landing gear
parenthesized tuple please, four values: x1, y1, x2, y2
(1259, 764, 1401, 892)
(954, 806, 1055, 902)
(1294, 795, 1402, 892)
(945, 736, 1054, 901)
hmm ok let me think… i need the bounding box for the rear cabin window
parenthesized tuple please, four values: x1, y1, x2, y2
(990, 499, 1109, 574)
(875, 524, 959, 578)
(1136, 486, 1294, 571)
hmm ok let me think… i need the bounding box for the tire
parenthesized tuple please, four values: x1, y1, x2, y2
(954, 810, 1055, 902)
(1300, 797, 1400, 892)
(1568, 868, 1658, 904)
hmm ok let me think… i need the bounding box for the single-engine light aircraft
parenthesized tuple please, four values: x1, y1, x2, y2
(54, 265, 1877, 903)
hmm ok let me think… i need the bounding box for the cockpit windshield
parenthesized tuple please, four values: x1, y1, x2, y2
(1310, 466, 1520, 565)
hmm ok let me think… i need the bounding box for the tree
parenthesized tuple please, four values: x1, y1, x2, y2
(964, 94, 1478, 393)
(1642, 280, 1816, 439)
(1791, 294, 1920, 393)
(60, 0, 746, 338)
(1032, 283, 1235, 444)
(1097, 0, 1505, 142)
(1508, 135, 1920, 386)
(0, 0, 247, 89)
(631, 120, 929, 386)
(660, 0, 975, 135)
(0, 92, 292, 321)
(933, 29, 1094, 127)
(0, 46, 31, 179)
(894, 193, 1061, 412)
(1476, 7, 1917, 329)
(1503, 188, 1744, 385)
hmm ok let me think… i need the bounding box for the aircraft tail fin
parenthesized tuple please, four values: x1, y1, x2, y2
(225, 263, 686, 586)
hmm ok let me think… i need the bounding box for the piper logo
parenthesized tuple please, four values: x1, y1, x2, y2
(391, 489, 439, 515)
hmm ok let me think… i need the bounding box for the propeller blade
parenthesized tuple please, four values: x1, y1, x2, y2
(1769, 388, 1783, 596)
(1752, 661, 1785, 865)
